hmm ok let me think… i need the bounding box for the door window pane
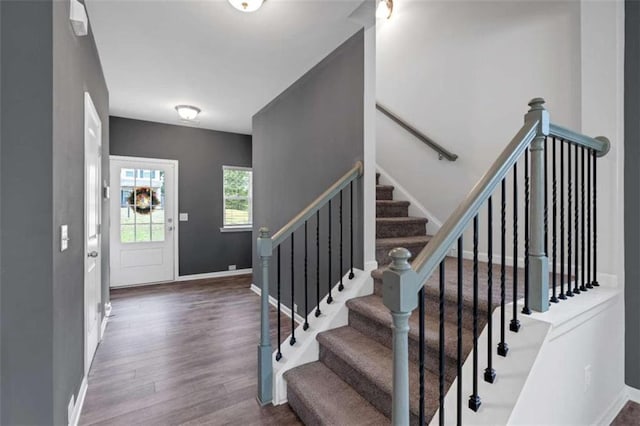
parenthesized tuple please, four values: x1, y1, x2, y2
(120, 168, 165, 243)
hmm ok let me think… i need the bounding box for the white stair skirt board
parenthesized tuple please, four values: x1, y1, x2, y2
(251, 262, 377, 405)
(376, 164, 442, 236)
(433, 286, 622, 425)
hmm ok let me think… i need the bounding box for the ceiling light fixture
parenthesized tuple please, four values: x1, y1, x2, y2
(175, 105, 201, 121)
(376, 0, 393, 19)
(228, 0, 264, 13)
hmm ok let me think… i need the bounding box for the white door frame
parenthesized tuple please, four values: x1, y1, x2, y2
(109, 155, 180, 283)
(84, 92, 102, 375)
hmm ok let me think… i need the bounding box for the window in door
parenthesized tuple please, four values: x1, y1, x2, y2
(223, 166, 252, 228)
(120, 168, 166, 243)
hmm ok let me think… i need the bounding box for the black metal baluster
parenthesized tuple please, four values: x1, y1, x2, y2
(349, 181, 355, 280)
(439, 261, 446, 425)
(315, 211, 322, 317)
(574, 144, 581, 294)
(328, 200, 333, 304)
(592, 151, 599, 287)
(498, 179, 509, 356)
(586, 149, 592, 289)
(580, 147, 587, 292)
(419, 286, 425, 426)
(290, 235, 296, 346)
(339, 190, 344, 291)
(510, 164, 521, 332)
(469, 216, 482, 411)
(551, 138, 559, 303)
(560, 140, 567, 300)
(567, 143, 574, 297)
(276, 245, 282, 361)
(457, 236, 464, 424)
(304, 222, 309, 330)
(523, 150, 531, 315)
(485, 198, 496, 383)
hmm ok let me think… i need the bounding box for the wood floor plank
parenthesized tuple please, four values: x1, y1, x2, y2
(80, 275, 301, 426)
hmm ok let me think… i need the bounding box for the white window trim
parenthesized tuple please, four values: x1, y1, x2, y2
(222, 165, 253, 229)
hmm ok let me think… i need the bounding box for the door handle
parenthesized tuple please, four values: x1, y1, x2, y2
(88, 251, 99, 258)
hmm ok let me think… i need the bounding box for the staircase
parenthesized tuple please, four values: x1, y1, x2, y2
(284, 174, 504, 424)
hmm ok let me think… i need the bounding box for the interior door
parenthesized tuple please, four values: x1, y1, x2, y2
(110, 157, 176, 287)
(84, 92, 102, 373)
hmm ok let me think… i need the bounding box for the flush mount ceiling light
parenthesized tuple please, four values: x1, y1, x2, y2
(228, 0, 264, 13)
(175, 105, 201, 121)
(376, 0, 393, 19)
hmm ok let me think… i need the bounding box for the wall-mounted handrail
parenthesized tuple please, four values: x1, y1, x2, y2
(376, 103, 458, 162)
(271, 161, 363, 247)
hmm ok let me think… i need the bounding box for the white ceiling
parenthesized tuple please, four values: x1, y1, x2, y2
(85, 0, 363, 134)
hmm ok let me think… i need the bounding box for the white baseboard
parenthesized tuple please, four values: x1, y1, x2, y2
(68, 376, 88, 426)
(99, 302, 111, 341)
(177, 268, 252, 281)
(250, 283, 306, 325)
(595, 386, 631, 426)
(628, 385, 640, 404)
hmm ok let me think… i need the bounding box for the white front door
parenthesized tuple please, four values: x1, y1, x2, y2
(110, 156, 177, 287)
(84, 92, 102, 373)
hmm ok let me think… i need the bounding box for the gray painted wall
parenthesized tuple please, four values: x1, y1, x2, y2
(110, 117, 253, 276)
(52, 0, 110, 424)
(1, 2, 55, 423)
(625, 0, 640, 389)
(0, 1, 109, 423)
(252, 30, 365, 314)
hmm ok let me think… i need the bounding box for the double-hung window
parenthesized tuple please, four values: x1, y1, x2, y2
(222, 166, 252, 228)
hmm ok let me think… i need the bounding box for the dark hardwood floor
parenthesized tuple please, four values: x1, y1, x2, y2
(79, 275, 301, 426)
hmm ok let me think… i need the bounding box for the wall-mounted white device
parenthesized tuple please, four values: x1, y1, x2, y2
(61, 225, 70, 252)
(70, 0, 89, 37)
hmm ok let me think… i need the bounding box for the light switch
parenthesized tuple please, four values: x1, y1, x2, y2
(61, 225, 69, 252)
(179, 213, 189, 222)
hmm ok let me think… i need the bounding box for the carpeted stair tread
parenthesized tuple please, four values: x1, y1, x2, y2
(284, 361, 389, 425)
(317, 326, 440, 422)
(347, 294, 474, 374)
(376, 217, 428, 239)
(376, 200, 411, 218)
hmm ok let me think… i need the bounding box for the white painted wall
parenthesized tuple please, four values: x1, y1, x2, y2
(376, 0, 624, 284)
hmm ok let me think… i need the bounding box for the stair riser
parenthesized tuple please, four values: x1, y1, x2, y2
(376, 203, 409, 217)
(376, 187, 393, 200)
(376, 221, 426, 239)
(348, 308, 460, 382)
(319, 345, 420, 425)
(375, 241, 428, 266)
